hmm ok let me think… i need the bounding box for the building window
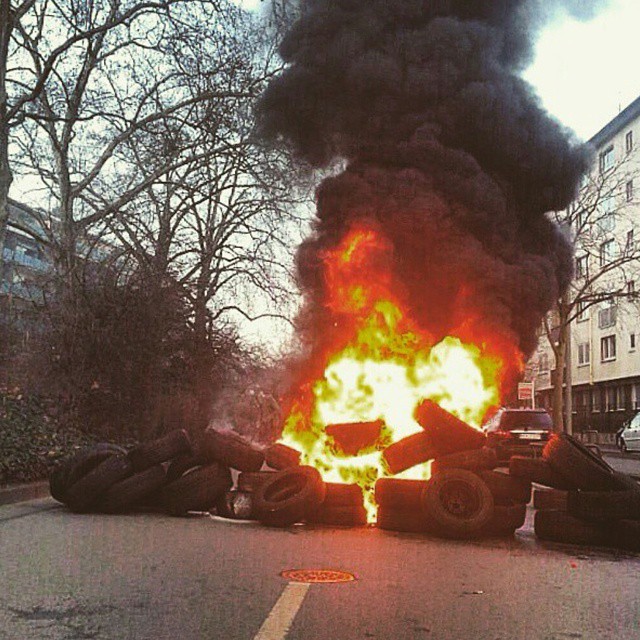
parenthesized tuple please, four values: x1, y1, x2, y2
(598, 304, 617, 329)
(576, 300, 589, 322)
(633, 384, 640, 410)
(575, 207, 587, 230)
(575, 254, 589, 278)
(627, 229, 635, 253)
(592, 389, 601, 412)
(601, 335, 616, 361)
(600, 145, 614, 172)
(538, 352, 549, 372)
(600, 239, 615, 266)
(627, 180, 634, 202)
(577, 342, 590, 366)
(617, 386, 627, 411)
(605, 387, 617, 411)
(631, 333, 636, 350)
(599, 196, 616, 232)
(627, 131, 634, 153)
(628, 280, 636, 298)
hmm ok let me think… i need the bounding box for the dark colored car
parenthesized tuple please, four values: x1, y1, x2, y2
(483, 408, 554, 461)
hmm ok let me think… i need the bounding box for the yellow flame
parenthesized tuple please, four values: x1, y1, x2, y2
(280, 299, 501, 522)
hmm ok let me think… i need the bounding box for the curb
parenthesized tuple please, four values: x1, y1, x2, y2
(0, 481, 50, 506)
(602, 448, 640, 460)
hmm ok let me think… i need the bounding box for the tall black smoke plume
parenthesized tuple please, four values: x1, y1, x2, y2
(257, 0, 606, 370)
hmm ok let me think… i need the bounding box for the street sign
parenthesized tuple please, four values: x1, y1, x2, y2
(518, 382, 534, 401)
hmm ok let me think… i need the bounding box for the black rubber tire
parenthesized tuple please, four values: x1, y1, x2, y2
(157, 463, 232, 516)
(585, 444, 603, 458)
(509, 456, 577, 490)
(65, 455, 134, 512)
(421, 504, 527, 540)
(543, 434, 624, 491)
(414, 399, 487, 454)
(264, 443, 301, 470)
(437, 503, 527, 539)
(253, 466, 326, 527)
(308, 504, 368, 527)
(201, 428, 264, 472)
(612, 519, 640, 552)
(237, 471, 277, 493)
(481, 503, 527, 537)
(166, 453, 207, 482)
(375, 478, 427, 511)
(534, 510, 611, 547)
(610, 471, 640, 491)
(431, 448, 498, 475)
(376, 507, 428, 534)
(49, 444, 126, 503)
(382, 432, 439, 475)
(49, 465, 69, 503)
(477, 470, 532, 505)
(323, 483, 364, 507)
(421, 468, 494, 537)
(533, 488, 568, 511)
(128, 430, 192, 472)
(99, 465, 167, 513)
(325, 420, 384, 456)
(568, 488, 640, 522)
(215, 491, 255, 520)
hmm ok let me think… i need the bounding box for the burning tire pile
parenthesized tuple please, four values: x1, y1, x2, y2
(48, 402, 640, 552)
(372, 400, 530, 539)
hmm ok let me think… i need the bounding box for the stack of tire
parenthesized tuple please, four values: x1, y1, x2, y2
(48, 429, 367, 526)
(229, 443, 368, 527)
(509, 433, 640, 551)
(49, 428, 262, 516)
(371, 400, 526, 538)
(376, 446, 530, 538)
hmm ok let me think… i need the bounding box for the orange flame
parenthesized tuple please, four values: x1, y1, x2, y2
(279, 224, 519, 521)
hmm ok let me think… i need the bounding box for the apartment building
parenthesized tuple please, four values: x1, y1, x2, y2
(1, 199, 51, 308)
(531, 95, 640, 433)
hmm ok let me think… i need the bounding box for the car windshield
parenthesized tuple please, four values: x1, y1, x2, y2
(499, 411, 553, 431)
(629, 413, 640, 429)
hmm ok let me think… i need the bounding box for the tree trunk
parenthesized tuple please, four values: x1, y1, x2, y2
(193, 292, 213, 430)
(564, 318, 573, 435)
(552, 328, 567, 433)
(0, 0, 13, 266)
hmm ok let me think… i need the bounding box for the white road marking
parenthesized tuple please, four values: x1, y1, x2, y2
(253, 582, 311, 640)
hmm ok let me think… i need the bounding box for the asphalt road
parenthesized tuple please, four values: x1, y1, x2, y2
(604, 451, 640, 477)
(2, 482, 640, 640)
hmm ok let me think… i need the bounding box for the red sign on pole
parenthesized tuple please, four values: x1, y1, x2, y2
(518, 382, 533, 400)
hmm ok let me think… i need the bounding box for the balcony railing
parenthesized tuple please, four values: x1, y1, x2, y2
(2, 248, 50, 272)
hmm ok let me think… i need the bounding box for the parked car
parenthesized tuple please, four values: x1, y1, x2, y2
(620, 414, 640, 452)
(483, 408, 554, 461)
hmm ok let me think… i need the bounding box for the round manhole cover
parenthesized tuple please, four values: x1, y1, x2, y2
(280, 569, 356, 584)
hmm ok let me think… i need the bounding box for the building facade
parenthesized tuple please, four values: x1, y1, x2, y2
(531, 95, 640, 433)
(1, 199, 51, 308)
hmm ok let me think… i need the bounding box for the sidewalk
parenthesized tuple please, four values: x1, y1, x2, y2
(600, 444, 640, 460)
(0, 481, 50, 506)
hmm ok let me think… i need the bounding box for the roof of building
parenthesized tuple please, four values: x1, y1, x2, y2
(590, 94, 640, 149)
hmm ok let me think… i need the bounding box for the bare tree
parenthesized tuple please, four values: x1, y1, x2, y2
(1, 0, 218, 266)
(543, 150, 640, 432)
(1, 1, 311, 436)
(2, 1, 263, 278)
(100, 7, 309, 423)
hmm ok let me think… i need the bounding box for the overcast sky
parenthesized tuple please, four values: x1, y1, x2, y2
(524, 0, 640, 141)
